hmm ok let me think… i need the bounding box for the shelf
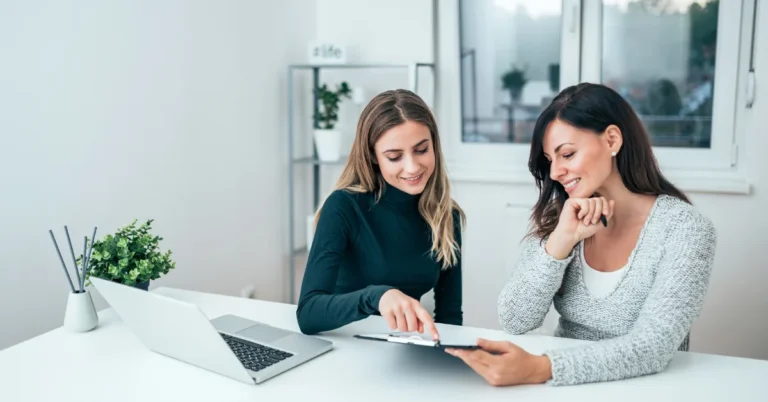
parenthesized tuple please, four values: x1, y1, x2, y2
(292, 156, 348, 165)
(289, 63, 434, 70)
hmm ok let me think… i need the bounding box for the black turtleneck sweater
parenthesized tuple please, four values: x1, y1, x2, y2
(296, 183, 463, 334)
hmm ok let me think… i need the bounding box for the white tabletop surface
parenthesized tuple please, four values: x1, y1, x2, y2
(1, 286, 767, 401)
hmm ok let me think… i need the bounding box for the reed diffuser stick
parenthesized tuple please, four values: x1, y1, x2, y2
(64, 226, 82, 291)
(49, 230, 76, 293)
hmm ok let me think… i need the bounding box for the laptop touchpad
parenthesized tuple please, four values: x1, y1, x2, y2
(236, 324, 288, 344)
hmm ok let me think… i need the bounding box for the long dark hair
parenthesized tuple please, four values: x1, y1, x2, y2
(527, 83, 689, 239)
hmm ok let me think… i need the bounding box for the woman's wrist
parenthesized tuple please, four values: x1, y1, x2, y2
(526, 355, 553, 384)
(545, 231, 576, 260)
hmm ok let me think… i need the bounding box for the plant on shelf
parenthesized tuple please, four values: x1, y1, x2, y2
(82, 219, 175, 290)
(500, 65, 528, 142)
(501, 65, 528, 102)
(314, 81, 352, 129)
(313, 81, 352, 162)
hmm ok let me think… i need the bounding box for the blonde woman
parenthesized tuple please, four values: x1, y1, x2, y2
(296, 89, 465, 340)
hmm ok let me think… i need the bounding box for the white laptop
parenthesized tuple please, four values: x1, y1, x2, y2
(90, 277, 333, 384)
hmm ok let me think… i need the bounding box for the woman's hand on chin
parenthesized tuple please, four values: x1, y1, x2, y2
(546, 196, 615, 259)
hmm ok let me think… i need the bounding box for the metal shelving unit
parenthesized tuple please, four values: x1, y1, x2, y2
(287, 63, 435, 303)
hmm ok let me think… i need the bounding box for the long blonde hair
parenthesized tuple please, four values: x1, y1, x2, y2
(315, 89, 465, 269)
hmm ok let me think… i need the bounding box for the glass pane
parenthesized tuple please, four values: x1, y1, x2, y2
(459, 0, 562, 143)
(602, 0, 719, 148)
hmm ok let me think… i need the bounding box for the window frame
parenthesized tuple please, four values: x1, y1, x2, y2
(436, 0, 753, 194)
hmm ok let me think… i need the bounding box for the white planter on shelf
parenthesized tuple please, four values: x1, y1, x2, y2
(313, 129, 342, 162)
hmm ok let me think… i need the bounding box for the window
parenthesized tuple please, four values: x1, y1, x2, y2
(599, 0, 719, 149)
(437, 0, 755, 188)
(459, 0, 565, 145)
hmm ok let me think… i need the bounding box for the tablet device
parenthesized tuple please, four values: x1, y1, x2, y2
(354, 332, 480, 350)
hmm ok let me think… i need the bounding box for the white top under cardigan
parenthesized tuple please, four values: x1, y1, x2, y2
(579, 241, 628, 298)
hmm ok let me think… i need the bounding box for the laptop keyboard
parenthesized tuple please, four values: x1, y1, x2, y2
(220, 333, 293, 372)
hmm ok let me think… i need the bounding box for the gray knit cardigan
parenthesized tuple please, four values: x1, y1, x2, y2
(497, 195, 717, 386)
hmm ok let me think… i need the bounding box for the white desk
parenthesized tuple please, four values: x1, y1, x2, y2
(1, 287, 767, 401)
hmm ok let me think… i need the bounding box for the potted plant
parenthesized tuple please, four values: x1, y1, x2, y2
(313, 81, 352, 161)
(501, 65, 528, 141)
(501, 65, 528, 102)
(83, 219, 176, 290)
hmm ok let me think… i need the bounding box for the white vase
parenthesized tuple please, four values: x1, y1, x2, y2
(313, 129, 342, 161)
(64, 289, 98, 332)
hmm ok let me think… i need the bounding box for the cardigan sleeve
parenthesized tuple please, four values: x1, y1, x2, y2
(497, 236, 575, 334)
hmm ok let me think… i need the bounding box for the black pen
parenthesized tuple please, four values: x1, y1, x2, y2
(600, 215, 608, 227)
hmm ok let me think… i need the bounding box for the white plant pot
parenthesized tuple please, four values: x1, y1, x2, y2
(313, 129, 342, 161)
(64, 289, 98, 332)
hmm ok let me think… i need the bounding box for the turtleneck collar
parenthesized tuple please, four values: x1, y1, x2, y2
(379, 180, 420, 209)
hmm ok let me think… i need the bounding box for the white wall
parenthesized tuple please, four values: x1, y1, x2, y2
(316, 0, 768, 361)
(0, 0, 315, 350)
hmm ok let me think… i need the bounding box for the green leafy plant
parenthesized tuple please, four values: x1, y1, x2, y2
(314, 81, 352, 129)
(82, 219, 175, 286)
(501, 65, 528, 100)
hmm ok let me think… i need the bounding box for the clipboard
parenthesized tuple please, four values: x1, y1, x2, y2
(354, 332, 480, 350)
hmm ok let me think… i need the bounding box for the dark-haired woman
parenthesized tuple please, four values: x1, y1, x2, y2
(446, 83, 716, 387)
